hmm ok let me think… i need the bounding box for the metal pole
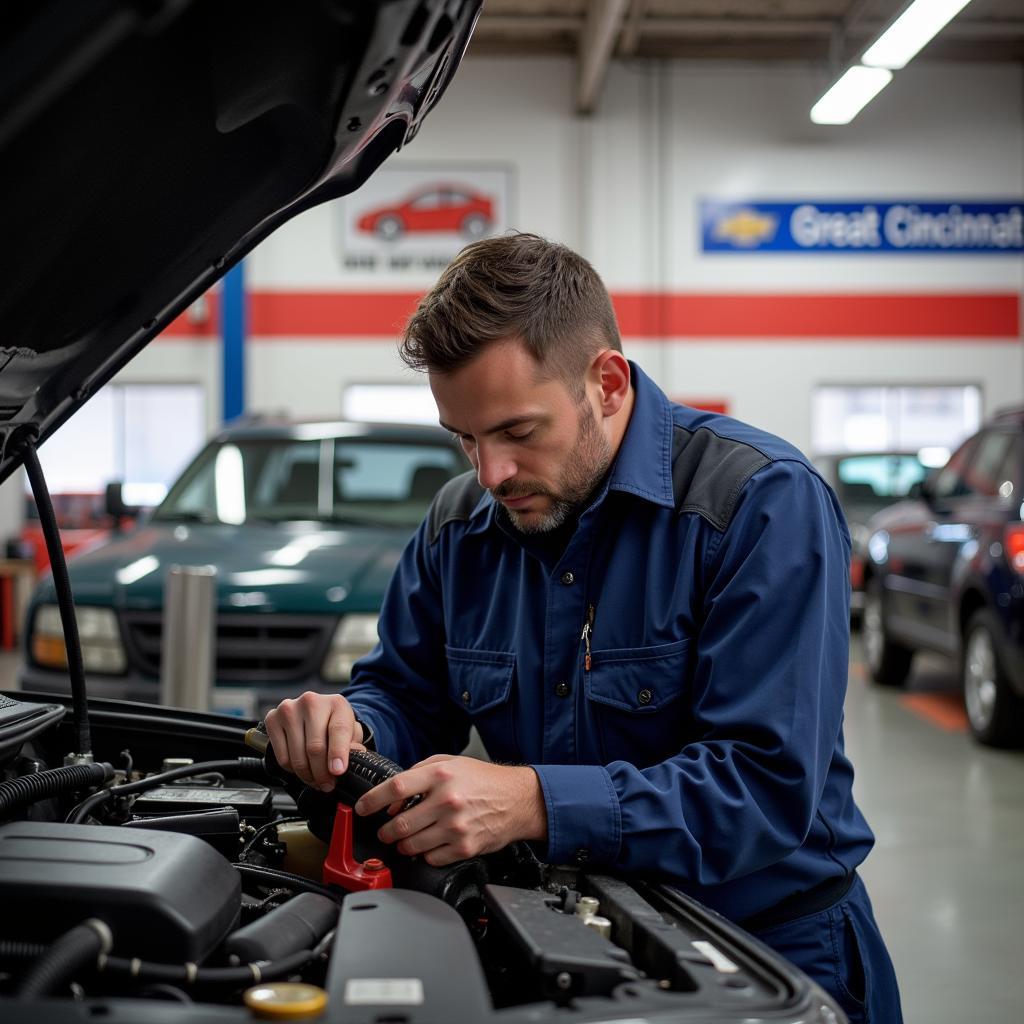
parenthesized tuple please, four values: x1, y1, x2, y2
(160, 565, 217, 711)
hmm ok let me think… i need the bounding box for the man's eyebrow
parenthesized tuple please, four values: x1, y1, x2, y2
(439, 415, 541, 437)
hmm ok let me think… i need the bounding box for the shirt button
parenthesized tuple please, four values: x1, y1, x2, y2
(560, 571, 575, 586)
(461, 690, 471, 706)
(637, 688, 653, 706)
(554, 681, 570, 698)
(574, 847, 590, 864)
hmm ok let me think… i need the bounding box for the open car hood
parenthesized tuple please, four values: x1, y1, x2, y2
(0, 0, 480, 482)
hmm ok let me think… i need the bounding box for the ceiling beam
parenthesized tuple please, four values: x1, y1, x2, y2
(619, 0, 649, 56)
(577, 0, 631, 114)
(473, 15, 1024, 42)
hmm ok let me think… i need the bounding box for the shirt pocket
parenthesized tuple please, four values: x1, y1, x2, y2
(584, 638, 691, 766)
(445, 645, 518, 761)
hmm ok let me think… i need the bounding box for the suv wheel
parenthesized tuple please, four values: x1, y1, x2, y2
(962, 609, 1024, 747)
(863, 578, 913, 687)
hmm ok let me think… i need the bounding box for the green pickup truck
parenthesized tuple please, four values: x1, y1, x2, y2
(19, 418, 465, 716)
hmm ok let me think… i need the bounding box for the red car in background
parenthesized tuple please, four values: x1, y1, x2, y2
(18, 492, 113, 574)
(357, 184, 493, 240)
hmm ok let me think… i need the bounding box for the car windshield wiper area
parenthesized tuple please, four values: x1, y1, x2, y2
(151, 510, 220, 525)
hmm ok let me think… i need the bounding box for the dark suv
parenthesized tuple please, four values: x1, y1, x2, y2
(862, 409, 1024, 746)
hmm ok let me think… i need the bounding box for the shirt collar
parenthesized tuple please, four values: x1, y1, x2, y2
(476, 358, 677, 537)
(606, 360, 676, 509)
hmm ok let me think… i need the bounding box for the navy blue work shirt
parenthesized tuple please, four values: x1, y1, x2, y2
(345, 362, 875, 923)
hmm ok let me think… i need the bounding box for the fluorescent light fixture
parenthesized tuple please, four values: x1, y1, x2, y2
(862, 0, 974, 70)
(810, 66, 893, 125)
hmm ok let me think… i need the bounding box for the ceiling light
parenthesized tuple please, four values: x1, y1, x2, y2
(862, 0, 975, 70)
(810, 66, 894, 125)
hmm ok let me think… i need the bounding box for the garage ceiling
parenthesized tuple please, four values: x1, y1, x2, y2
(469, 0, 1024, 111)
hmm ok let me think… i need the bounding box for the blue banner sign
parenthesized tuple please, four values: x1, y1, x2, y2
(701, 200, 1024, 253)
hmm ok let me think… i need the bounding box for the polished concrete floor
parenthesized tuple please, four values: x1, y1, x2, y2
(2, 638, 1022, 1023)
(843, 636, 1024, 1024)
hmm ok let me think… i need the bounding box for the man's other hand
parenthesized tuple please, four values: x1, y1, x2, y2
(354, 755, 548, 866)
(264, 692, 365, 792)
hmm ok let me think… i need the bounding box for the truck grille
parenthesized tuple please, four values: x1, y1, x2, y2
(120, 611, 337, 682)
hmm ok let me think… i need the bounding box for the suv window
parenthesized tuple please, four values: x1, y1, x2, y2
(154, 437, 463, 528)
(996, 434, 1024, 499)
(933, 438, 978, 500)
(833, 454, 927, 516)
(962, 431, 1015, 498)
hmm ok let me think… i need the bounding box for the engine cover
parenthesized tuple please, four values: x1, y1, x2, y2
(0, 821, 240, 962)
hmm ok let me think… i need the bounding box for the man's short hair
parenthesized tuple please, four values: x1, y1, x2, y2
(399, 233, 622, 394)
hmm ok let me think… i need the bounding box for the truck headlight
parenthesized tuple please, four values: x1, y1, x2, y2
(31, 604, 127, 675)
(321, 614, 379, 683)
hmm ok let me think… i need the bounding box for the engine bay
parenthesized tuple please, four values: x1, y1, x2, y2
(0, 691, 841, 1023)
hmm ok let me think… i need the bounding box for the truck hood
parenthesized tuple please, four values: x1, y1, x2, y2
(0, 0, 480, 483)
(33, 522, 406, 615)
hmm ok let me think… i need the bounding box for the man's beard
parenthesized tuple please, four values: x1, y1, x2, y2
(493, 401, 614, 535)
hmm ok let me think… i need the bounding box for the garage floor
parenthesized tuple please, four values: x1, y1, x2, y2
(2, 639, 1021, 1023)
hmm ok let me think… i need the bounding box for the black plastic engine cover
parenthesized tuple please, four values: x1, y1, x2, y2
(326, 888, 493, 1023)
(0, 821, 240, 961)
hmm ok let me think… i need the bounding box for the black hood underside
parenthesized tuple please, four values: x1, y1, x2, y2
(0, 0, 480, 482)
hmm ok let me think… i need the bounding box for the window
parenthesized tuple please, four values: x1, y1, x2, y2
(962, 431, 1016, 498)
(342, 383, 439, 425)
(409, 191, 440, 209)
(30, 383, 205, 507)
(156, 437, 463, 529)
(812, 385, 981, 455)
(933, 439, 979, 500)
(833, 454, 928, 513)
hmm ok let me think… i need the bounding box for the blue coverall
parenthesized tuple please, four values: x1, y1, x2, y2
(346, 362, 902, 1022)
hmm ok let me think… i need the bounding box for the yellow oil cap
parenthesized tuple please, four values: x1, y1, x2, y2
(243, 982, 328, 1019)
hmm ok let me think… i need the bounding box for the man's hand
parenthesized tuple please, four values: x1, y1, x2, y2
(354, 755, 548, 866)
(263, 692, 365, 792)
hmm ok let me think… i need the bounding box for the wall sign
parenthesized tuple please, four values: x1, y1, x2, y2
(701, 200, 1024, 254)
(338, 165, 514, 273)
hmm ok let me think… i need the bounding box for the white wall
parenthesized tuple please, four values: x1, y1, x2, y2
(231, 55, 1024, 455)
(32, 54, 1023, 493)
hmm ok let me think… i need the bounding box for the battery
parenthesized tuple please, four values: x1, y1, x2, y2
(132, 784, 273, 824)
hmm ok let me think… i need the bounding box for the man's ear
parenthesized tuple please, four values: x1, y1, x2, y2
(590, 350, 631, 418)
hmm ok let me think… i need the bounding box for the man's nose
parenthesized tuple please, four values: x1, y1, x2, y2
(475, 445, 516, 491)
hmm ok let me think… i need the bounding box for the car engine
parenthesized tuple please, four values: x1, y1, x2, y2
(0, 691, 845, 1023)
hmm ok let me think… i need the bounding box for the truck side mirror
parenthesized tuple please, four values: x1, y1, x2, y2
(105, 481, 142, 525)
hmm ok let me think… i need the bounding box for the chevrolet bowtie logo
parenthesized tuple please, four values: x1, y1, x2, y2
(712, 208, 779, 248)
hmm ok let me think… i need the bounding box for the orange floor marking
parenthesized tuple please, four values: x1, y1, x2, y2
(899, 692, 969, 733)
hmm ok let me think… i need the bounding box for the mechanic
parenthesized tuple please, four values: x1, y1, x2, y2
(265, 232, 902, 1022)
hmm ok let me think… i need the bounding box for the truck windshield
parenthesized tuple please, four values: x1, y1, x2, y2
(152, 437, 463, 528)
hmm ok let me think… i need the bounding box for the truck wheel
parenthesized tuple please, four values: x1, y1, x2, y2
(962, 609, 1024, 747)
(863, 579, 913, 687)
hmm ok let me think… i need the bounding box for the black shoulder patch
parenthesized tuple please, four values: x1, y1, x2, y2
(671, 425, 770, 532)
(427, 470, 486, 544)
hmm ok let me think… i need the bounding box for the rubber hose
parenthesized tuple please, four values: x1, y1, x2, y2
(101, 946, 316, 986)
(0, 941, 47, 961)
(233, 863, 344, 904)
(16, 920, 111, 998)
(225, 892, 338, 963)
(22, 443, 91, 757)
(0, 762, 112, 818)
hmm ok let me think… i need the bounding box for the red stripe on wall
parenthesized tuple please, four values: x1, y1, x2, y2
(612, 292, 1020, 339)
(157, 290, 1020, 340)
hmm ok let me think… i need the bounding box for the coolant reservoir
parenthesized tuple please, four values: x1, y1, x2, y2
(277, 821, 328, 880)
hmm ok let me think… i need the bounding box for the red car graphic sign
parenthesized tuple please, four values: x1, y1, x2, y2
(357, 184, 494, 240)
